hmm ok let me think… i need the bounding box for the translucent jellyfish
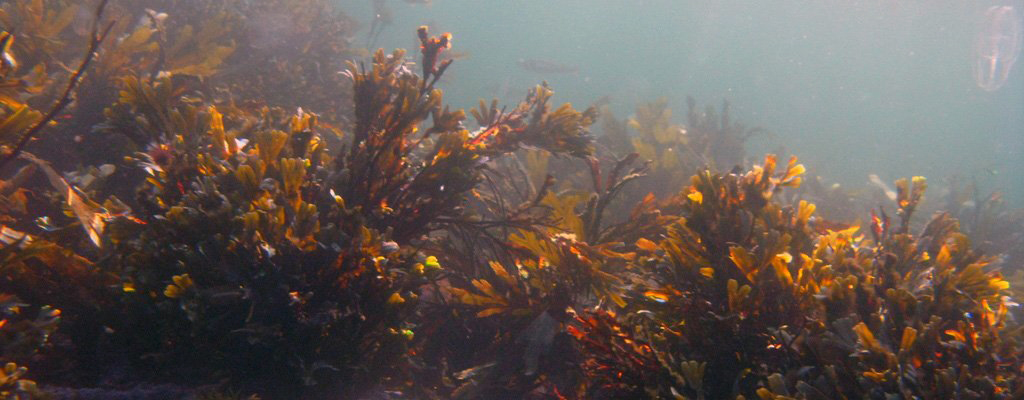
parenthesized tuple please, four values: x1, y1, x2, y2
(974, 6, 1023, 92)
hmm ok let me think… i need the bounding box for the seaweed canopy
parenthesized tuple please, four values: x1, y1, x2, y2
(623, 97, 759, 174)
(942, 178, 1024, 269)
(571, 163, 1018, 399)
(10, 20, 609, 395)
(0, 5, 121, 392)
(0, 0, 358, 171)
(445, 150, 1020, 399)
(337, 48, 595, 244)
(0, 0, 1019, 397)
(684, 96, 759, 169)
(590, 97, 760, 208)
(0, 0, 113, 170)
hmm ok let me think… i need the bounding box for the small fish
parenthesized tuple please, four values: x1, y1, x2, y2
(516, 58, 579, 74)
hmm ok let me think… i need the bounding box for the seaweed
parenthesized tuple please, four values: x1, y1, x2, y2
(0, 1, 1018, 398)
(0, 1, 112, 172)
(4, 20, 603, 396)
(559, 160, 1019, 399)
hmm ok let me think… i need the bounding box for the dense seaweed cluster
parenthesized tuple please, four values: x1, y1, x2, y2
(0, 1, 1021, 399)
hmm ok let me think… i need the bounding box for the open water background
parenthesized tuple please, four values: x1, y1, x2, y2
(338, 0, 1024, 207)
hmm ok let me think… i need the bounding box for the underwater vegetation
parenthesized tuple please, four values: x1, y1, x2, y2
(0, 0, 1021, 399)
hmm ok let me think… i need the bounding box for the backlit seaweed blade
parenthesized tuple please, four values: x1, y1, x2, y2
(468, 83, 596, 159)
